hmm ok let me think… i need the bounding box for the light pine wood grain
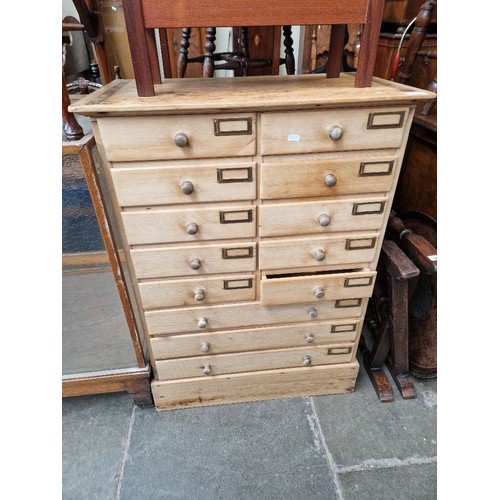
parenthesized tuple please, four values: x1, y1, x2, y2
(111, 162, 256, 207)
(71, 74, 433, 409)
(156, 342, 355, 380)
(130, 242, 257, 279)
(121, 205, 256, 245)
(259, 232, 379, 270)
(69, 75, 435, 117)
(150, 319, 361, 359)
(98, 113, 256, 161)
(151, 361, 359, 410)
(145, 299, 367, 335)
(259, 196, 388, 237)
(260, 269, 376, 306)
(260, 155, 397, 199)
(260, 107, 409, 155)
(139, 273, 256, 308)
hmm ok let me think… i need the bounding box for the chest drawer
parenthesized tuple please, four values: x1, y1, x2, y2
(259, 233, 379, 271)
(139, 274, 256, 309)
(260, 108, 409, 155)
(150, 320, 361, 359)
(151, 362, 359, 410)
(259, 197, 388, 237)
(130, 242, 257, 279)
(97, 114, 256, 161)
(155, 343, 355, 380)
(145, 299, 367, 335)
(121, 205, 256, 245)
(260, 269, 376, 306)
(260, 156, 397, 200)
(111, 162, 256, 207)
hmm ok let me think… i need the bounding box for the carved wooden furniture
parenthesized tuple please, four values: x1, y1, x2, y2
(388, 212, 437, 378)
(381, 0, 437, 31)
(175, 26, 294, 78)
(361, 210, 436, 400)
(70, 73, 434, 410)
(121, 0, 387, 96)
(300, 24, 362, 75)
(375, 0, 437, 219)
(361, 239, 420, 401)
(71, 0, 114, 84)
(232, 27, 294, 77)
(359, 1, 437, 401)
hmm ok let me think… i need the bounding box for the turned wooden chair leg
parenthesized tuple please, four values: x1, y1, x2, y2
(178, 27, 191, 78)
(62, 72, 84, 141)
(283, 25, 295, 75)
(203, 27, 216, 77)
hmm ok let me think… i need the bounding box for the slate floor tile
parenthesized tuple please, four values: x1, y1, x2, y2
(338, 462, 437, 500)
(311, 360, 437, 468)
(62, 393, 133, 500)
(119, 397, 336, 500)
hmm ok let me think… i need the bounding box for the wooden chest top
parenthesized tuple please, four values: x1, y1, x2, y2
(69, 73, 434, 117)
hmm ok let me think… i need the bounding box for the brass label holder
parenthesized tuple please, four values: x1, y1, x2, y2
(217, 167, 253, 183)
(219, 210, 253, 224)
(222, 247, 254, 259)
(214, 117, 253, 136)
(366, 111, 405, 129)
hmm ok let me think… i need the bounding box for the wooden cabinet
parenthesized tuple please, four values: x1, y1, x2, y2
(70, 74, 433, 410)
(382, 0, 437, 27)
(62, 132, 152, 406)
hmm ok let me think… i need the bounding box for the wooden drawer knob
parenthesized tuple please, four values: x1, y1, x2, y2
(314, 249, 325, 261)
(186, 222, 198, 235)
(303, 355, 312, 366)
(317, 214, 330, 227)
(198, 317, 208, 329)
(181, 180, 194, 195)
(328, 125, 343, 140)
(200, 341, 210, 353)
(314, 287, 325, 299)
(190, 258, 201, 270)
(308, 307, 318, 319)
(174, 132, 189, 147)
(323, 173, 337, 187)
(194, 288, 205, 301)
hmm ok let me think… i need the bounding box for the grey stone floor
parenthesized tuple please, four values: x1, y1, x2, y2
(62, 358, 437, 500)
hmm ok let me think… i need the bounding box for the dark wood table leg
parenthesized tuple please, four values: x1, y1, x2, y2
(360, 316, 394, 402)
(384, 272, 419, 399)
(362, 240, 420, 401)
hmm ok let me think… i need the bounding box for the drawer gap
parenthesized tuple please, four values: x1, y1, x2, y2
(264, 269, 364, 280)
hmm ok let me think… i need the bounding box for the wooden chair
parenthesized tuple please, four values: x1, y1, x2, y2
(121, 0, 386, 96)
(175, 26, 295, 78)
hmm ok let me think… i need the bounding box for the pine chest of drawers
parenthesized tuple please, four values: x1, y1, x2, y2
(71, 74, 433, 410)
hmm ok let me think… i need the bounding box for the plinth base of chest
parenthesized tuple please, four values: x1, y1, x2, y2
(151, 361, 359, 411)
